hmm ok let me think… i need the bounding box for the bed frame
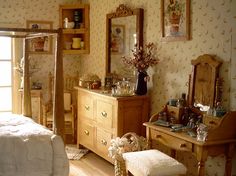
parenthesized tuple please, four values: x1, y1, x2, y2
(0, 27, 65, 139)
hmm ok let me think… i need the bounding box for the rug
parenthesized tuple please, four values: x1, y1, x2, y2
(65, 145, 89, 160)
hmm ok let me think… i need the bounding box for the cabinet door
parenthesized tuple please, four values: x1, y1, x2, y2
(96, 100, 113, 129)
(79, 122, 94, 148)
(96, 128, 112, 155)
(78, 93, 94, 119)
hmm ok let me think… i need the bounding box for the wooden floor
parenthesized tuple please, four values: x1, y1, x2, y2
(69, 151, 114, 176)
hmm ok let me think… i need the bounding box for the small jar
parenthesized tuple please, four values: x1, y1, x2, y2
(80, 41, 85, 49)
(72, 38, 81, 49)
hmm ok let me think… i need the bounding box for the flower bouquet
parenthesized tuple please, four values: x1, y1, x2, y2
(122, 42, 159, 95)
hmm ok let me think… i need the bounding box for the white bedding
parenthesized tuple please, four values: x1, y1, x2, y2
(0, 113, 69, 176)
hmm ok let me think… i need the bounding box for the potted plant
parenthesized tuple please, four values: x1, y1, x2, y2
(166, 0, 185, 33)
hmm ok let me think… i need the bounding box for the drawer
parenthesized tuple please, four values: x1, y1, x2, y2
(96, 128, 112, 155)
(78, 93, 94, 119)
(79, 122, 94, 148)
(96, 100, 113, 129)
(150, 129, 192, 152)
(203, 115, 222, 129)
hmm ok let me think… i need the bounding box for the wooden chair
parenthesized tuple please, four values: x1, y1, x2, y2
(43, 72, 79, 143)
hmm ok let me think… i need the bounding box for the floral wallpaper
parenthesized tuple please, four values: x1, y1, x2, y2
(81, 0, 236, 175)
(0, 0, 236, 175)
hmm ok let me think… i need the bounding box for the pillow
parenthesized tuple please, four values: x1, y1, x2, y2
(123, 149, 187, 176)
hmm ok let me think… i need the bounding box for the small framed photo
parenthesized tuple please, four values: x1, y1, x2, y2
(110, 25, 125, 54)
(161, 0, 190, 41)
(26, 20, 53, 54)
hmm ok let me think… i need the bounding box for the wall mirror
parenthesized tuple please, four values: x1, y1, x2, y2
(106, 4, 143, 78)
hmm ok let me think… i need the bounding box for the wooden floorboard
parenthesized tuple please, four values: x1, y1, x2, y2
(69, 151, 114, 176)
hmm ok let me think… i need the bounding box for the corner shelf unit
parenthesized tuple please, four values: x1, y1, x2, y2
(59, 4, 90, 54)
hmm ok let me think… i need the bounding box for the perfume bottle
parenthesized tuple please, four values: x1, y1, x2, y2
(176, 93, 186, 108)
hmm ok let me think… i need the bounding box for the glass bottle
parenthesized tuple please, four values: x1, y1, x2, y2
(176, 93, 186, 108)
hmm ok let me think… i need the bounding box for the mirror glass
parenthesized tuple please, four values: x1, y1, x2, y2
(188, 54, 222, 111)
(106, 4, 143, 78)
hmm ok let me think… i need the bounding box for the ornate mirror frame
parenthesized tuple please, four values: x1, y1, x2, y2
(188, 54, 222, 108)
(105, 4, 144, 75)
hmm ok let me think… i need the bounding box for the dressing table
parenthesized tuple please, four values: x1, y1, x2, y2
(144, 54, 236, 176)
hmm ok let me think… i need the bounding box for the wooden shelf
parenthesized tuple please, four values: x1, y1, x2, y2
(62, 28, 87, 34)
(59, 4, 90, 54)
(63, 49, 89, 54)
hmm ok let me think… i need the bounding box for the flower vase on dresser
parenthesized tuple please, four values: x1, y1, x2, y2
(135, 70, 148, 95)
(122, 42, 159, 96)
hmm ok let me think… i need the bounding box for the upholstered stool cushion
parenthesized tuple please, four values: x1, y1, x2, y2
(123, 149, 187, 176)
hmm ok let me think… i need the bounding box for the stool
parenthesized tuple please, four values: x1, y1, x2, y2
(123, 149, 187, 176)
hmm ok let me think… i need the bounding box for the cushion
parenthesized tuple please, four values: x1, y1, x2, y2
(123, 149, 187, 176)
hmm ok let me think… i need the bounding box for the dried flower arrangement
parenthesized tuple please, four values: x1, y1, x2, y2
(122, 42, 159, 71)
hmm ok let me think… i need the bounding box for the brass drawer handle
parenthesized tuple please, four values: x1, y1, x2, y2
(179, 143, 186, 148)
(101, 111, 107, 117)
(84, 130, 89, 135)
(84, 105, 90, 111)
(101, 139, 107, 146)
(155, 134, 161, 138)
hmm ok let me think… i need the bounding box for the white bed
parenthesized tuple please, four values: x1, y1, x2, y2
(0, 113, 69, 176)
(0, 27, 68, 175)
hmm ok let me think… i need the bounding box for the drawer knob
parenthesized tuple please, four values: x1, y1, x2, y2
(209, 121, 216, 125)
(179, 143, 186, 148)
(101, 111, 107, 117)
(84, 105, 90, 111)
(84, 130, 89, 135)
(170, 111, 175, 114)
(101, 139, 107, 146)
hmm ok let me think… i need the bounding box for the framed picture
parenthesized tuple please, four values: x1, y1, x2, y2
(161, 0, 190, 41)
(110, 25, 125, 54)
(26, 20, 53, 54)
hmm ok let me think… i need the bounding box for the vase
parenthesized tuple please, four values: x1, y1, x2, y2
(135, 70, 148, 95)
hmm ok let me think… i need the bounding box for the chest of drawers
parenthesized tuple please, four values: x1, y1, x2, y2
(75, 87, 149, 161)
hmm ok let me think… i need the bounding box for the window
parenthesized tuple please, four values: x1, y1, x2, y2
(0, 36, 12, 112)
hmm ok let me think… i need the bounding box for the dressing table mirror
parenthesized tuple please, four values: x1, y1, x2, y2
(106, 4, 143, 78)
(188, 54, 222, 110)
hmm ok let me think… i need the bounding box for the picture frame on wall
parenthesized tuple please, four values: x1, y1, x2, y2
(161, 0, 190, 41)
(110, 25, 125, 54)
(26, 20, 53, 54)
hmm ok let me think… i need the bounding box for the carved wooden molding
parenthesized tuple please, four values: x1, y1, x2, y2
(111, 4, 134, 17)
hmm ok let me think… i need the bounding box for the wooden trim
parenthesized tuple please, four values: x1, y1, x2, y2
(22, 39, 32, 117)
(53, 28, 65, 139)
